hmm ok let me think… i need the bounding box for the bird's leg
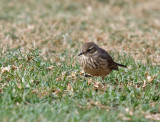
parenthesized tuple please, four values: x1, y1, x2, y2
(102, 76, 105, 85)
(102, 76, 104, 81)
(84, 73, 92, 78)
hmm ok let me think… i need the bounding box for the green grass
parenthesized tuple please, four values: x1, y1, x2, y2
(0, 49, 159, 121)
(0, 0, 160, 121)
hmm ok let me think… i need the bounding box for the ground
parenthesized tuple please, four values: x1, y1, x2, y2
(0, 0, 160, 121)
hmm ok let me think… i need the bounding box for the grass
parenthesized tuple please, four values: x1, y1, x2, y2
(0, 0, 160, 121)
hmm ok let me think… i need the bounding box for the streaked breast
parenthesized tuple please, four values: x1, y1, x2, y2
(80, 55, 99, 70)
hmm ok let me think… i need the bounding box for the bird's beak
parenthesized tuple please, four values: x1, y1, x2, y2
(78, 52, 84, 56)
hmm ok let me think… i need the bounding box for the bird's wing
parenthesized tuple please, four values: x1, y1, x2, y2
(98, 48, 118, 70)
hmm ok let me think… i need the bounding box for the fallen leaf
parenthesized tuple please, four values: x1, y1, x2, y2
(32, 89, 38, 94)
(88, 78, 93, 85)
(67, 84, 73, 91)
(145, 113, 160, 121)
(1, 66, 11, 73)
(119, 114, 132, 121)
(145, 72, 149, 78)
(80, 70, 85, 75)
(68, 71, 78, 79)
(38, 90, 49, 98)
(19, 64, 23, 69)
(56, 77, 62, 81)
(16, 83, 21, 89)
(0, 83, 8, 93)
(93, 82, 107, 91)
(94, 82, 104, 88)
(148, 75, 157, 83)
(125, 108, 133, 115)
(46, 65, 56, 70)
(54, 90, 61, 95)
(142, 80, 147, 88)
(12, 65, 17, 70)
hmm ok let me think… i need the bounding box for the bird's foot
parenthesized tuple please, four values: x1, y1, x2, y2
(84, 74, 92, 78)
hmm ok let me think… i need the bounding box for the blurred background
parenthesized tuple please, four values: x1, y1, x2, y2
(0, 0, 160, 64)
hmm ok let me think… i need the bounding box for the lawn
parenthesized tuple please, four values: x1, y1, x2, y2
(0, 0, 160, 121)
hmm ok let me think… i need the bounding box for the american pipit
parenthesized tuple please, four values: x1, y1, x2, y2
(78, 42, 126, 80)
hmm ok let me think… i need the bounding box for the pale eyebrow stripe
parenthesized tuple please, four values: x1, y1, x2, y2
(89, 46, 94, 50)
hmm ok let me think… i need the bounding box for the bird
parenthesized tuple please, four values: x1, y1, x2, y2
(78, 42, 127, 80)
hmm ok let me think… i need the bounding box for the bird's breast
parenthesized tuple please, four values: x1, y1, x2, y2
(80, 55, 98, 70)
(80, 55, 111, 77)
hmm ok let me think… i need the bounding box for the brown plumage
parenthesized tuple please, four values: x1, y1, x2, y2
(78, 42, 127, 80)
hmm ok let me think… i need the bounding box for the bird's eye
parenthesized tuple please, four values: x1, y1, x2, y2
(87, 49, 91, 52)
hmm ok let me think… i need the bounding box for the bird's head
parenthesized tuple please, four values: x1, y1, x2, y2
(78, 42, 99, 56)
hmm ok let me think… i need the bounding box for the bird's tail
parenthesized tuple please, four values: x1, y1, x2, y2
(115, 62, 127, 68)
